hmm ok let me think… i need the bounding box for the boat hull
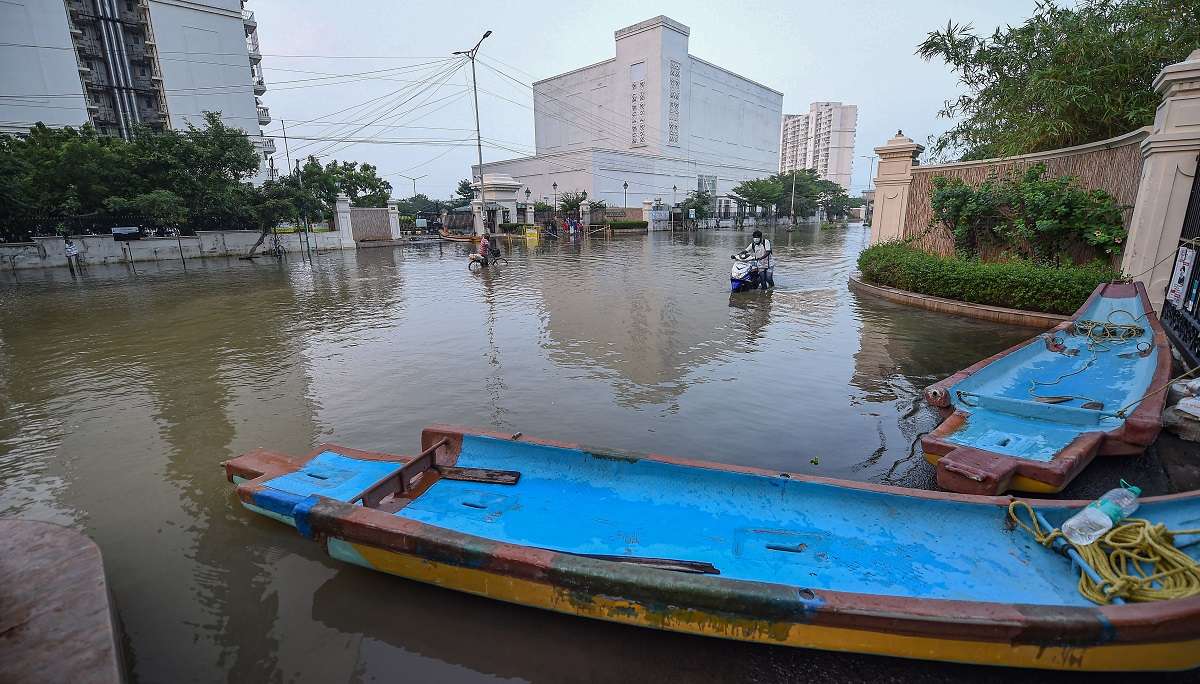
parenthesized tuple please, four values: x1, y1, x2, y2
(439, 229, 481, 243)
(322, 533, 1200, 672)
(921, 282, 1171, 494)
(225, 426, 1200, 672)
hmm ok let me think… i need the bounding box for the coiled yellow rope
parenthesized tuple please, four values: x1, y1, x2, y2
(1072, 319, 1145, 345)
(1009, 500, 1200, 604)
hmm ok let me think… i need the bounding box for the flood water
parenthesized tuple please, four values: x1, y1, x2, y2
(2, 225, 1056, 683)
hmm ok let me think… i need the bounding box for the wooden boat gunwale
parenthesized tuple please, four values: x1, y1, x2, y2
(920, 281, 1172, 494)
(225, 425, 1200, 671)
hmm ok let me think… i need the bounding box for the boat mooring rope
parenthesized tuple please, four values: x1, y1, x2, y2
(1009, 500, 1200, 604)
(1026, 309, 1150, 407)
(1072, 318, 1146, 345)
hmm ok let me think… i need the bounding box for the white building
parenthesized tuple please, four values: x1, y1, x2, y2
(779, 102, 857, 190)
(0, 0, 274, 181)
(474, 16, 782, 223)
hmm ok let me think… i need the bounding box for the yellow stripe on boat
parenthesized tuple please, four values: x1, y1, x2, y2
(333, 538, 1200, 672)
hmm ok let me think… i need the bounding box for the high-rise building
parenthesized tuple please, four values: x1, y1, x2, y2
(476, 16, 783, 212)
(0, 0, 274, 181)
(779, 101, 857, 190)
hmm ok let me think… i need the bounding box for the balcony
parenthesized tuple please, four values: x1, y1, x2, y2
(76, 40, 103, 58)
(261, 137, 276, 155)
(242, 10, 256, 34)
(253, 76, 266, 95)
(247, 34, 261, 63)
(256, 104, 271, 125)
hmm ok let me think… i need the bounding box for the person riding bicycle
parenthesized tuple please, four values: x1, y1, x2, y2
(477, 232, 491, 266)
(734, 230, 774, 289)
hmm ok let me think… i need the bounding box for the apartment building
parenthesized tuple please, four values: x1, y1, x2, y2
(0, 0, 274, 180)
(779, 101, 857, 190)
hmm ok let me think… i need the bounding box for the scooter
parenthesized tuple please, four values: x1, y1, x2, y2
(730, 254, 764, 292)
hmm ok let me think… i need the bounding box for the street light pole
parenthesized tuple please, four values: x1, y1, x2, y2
(453, 30, 492, 236)
(623, 180, 628, 211)
(396, 173, 428, 199)
(672, 184, 677, 230)
(860, 155, 878, 190)
(552, 181, 558, 221)
(789, 169, 797, 228)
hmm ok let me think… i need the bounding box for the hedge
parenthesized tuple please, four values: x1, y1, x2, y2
(608, 220, 648, 230)
(498, 223, 528, 233)
(857, 242, 1121, 315)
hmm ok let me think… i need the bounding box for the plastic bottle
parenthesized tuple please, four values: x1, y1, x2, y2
(1061, 480, 1142, 546)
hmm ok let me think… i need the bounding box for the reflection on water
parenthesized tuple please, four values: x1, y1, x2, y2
(0, 226, 1033, 682)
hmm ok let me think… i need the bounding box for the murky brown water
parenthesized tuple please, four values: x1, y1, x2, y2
(2, 226, 1049, 682)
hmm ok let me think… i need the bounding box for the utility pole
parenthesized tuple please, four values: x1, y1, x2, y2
(454, 31, 492, 236)
(281, 118, 312, 257)
(280, 117, 293, 176)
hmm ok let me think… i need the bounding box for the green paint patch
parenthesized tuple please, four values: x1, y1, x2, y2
(582, 446, 643, 463)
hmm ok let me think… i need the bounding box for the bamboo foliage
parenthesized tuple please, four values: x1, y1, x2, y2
(904, 130, 1147, 257)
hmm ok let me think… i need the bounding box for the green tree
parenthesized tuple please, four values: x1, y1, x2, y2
(731, 178, 783, 219)
(453, 179, 475, 207)
(678, 191, 713, 227)
(103, 190, 189, 227)
(395, 193, 444, 215)
(917, 0, 1200, 160)
(815, 179, 852, 220)
(558, 191, 588, 213)
(293, 157, 392, 219)
(244, 178, 305, 258)
(770, 169, 822, 219)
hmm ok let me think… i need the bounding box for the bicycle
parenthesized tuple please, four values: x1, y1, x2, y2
(467, 251, 508, 272)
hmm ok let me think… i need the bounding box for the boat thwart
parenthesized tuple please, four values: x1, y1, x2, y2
(225, 425, 1200, 671)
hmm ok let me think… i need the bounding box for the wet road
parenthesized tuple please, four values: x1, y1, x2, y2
(1, 225, 1148, 682)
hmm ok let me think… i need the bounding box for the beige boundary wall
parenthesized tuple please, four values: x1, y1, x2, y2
(869, 49, 1200, 311)
(1, 230, 345, 271)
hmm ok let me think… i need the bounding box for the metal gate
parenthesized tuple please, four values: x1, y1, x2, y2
(1160, 152, 1200, 368)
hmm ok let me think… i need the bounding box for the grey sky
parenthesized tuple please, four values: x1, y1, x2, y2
(252, 0, 1046, 198)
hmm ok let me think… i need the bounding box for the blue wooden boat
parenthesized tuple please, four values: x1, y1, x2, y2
(225, 425, 1200, 671)
(922, 282, 1171, 494)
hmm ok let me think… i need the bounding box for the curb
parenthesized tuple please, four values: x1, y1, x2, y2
(847, 274, 1069, 329)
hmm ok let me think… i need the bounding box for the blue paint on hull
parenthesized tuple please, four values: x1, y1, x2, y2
(945, 295, 1157, 461)
(249, 438, 1200, 608)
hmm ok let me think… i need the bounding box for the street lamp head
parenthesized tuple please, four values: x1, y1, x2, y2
(483, 30, 492, 39)
(524, 188, 531, 199)
(581, 191, 586, 200)
(552, 181, 557, 190)
(672, 185, 677, 192)
(623, 181, 628, 190)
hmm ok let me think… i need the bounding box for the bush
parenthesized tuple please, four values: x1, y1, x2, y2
(930, 164, 1127, 262)
(608, 220, 648, 230)
(497, 222, 527, 233)
(857, 242, 1120, 314)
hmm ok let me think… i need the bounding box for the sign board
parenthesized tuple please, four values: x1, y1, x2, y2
(1167, 246, 1196, 308)
(688, 209, 696, 219)
(648, 210, 669, 221)
(415, 218, 427, 228)
(112, 226, 141, 242)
